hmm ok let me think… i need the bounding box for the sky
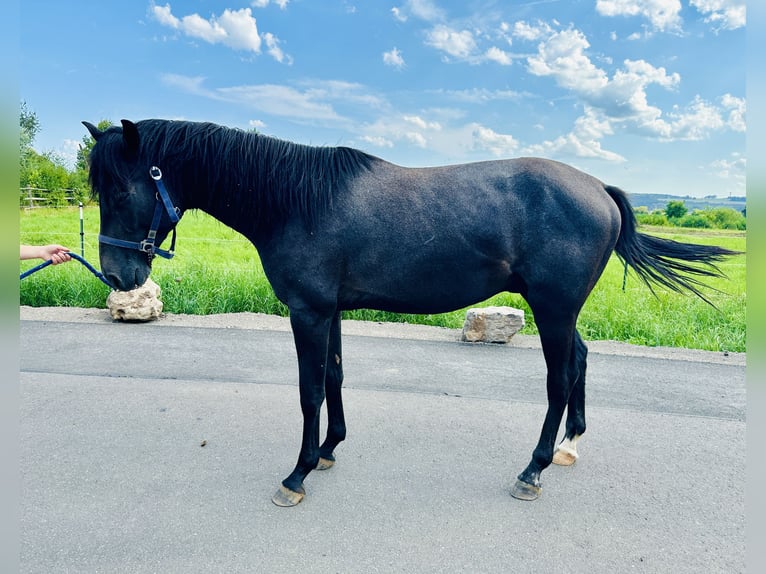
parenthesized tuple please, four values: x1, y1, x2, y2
(20, 0, 746, 198)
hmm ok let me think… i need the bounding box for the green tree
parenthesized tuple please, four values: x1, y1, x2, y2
(20, 101, 40, 172)
(665, 200, 687, 219)
(19, 104, 103, 207)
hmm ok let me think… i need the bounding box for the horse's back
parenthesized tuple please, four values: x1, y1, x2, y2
(268, 156, 624, 313)
(348, 156, 621, 245)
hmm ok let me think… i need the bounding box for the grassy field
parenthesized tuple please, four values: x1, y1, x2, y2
(20, 206, 746, 352)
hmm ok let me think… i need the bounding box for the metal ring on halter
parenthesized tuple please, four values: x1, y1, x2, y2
(150, 166, 162, 180)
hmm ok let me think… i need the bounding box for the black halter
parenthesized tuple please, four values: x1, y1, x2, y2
(98, 166, 180, 260)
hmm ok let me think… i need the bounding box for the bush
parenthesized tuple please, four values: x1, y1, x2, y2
(665, 200, 688, 219)
(635, 206, 746, 231)
(679, 213, 710, 228)
(704, 207, 746, 230)
(635, 210, 668, 226)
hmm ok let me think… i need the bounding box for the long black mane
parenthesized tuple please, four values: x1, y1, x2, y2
(88, 119, 376, 230)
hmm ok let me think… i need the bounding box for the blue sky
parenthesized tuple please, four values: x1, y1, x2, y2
(21, 0, 745, 198)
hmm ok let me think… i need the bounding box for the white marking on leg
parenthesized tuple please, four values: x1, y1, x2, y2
(552, 434, 580, 466)
(556, 435, 580, 459)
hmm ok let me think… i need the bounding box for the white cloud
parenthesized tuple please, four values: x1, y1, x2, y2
(263, 32, 292, 64)
(249, 119, 267, 130)
(595, 0, 683, 32)
(512, 20, 553, 41)
(161, 75, 390, 128)
(391, 7, 407, 22)
(405, 132, 428, 147)
(708, 152, 745, 194)
(660, 96, 725, 140)
(527, 133, 625, 161)
(161, 75, 343, 121)
(525, 108, 626, 162)
(150, 3, 291, 62)
(251, 0, 289, 9)
(484, 46, 512, 66)
(185, 9, 260, 51)
(424, 24, 518, 66)
(522, 23, 742, 145)
(219, 84, 342, 120)
(160, 73, 209, 93)
(297, 79, 387, 109)
(471, 124, 519, 156)
(437, 88, 523, 103)
(151, 3, 180, 28)
(403, 115, 441, 130)
(361, 135, 395, 148)
(51, 138, 82, 169)
(405, 0, 446, 22)
(383, 47, 406, 68)
(690, 0, 745, 30)
(710, 153, 745, 177)
(597, 59, 680, 121)
(507, 20, 744, 162)
(426, 25, 477, 59)
(527, 28, 608, 92)
(721, 93, 746, 132)
(355, 112, 448, 154)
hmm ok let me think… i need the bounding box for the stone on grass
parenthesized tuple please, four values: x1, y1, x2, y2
(106, 278, 163, 322)
(461, 306, 525, 344)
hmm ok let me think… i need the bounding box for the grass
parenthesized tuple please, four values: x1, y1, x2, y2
(20, 207, 746, 352)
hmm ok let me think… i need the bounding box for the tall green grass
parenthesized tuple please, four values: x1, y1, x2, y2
(20, 207, 746, 352)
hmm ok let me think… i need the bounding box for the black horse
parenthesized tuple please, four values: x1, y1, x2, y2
(84, 119, 738, 506)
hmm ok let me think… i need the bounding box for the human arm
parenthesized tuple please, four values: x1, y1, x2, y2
(20, 244, 72, 264)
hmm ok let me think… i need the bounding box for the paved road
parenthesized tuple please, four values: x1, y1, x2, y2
(20, 307, 745, 573)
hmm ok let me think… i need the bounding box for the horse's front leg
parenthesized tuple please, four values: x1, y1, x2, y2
(317, 311, 346, 470)
(272, 308, 333, 507)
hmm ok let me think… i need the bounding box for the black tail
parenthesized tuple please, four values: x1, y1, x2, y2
(604, 185, 741, 306)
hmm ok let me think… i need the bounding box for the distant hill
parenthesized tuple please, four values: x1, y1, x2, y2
(627, 193, 746, 214)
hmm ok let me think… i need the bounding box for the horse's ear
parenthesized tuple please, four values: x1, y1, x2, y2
(120, 119, 140, 152)
(82, 121, 103, 141)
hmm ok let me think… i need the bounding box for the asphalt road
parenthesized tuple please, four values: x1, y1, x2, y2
(19, 307, 746, 573)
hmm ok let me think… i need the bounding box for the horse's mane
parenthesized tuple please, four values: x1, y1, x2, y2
(88, 119, 376, 231)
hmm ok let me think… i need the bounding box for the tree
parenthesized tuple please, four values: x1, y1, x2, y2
(665, 200, 687, 219)
(19, 103, 98, 207)
(20, 101, 40, 172)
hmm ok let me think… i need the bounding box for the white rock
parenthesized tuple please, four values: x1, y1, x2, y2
(106, 278, 163, 322)
(461, 306, 525, 344)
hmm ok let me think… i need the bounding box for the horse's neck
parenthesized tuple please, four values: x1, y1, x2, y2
(188, 179, 269, 244)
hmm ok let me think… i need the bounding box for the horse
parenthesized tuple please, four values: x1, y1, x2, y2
(83, 118, 738, 507)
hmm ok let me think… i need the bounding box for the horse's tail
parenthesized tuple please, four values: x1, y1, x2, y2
(604, 185, 741, 306)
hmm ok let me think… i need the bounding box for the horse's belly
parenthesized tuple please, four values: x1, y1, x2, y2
(338, 262, 511, 314)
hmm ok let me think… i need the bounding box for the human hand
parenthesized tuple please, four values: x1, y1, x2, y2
(43, 245, 72, 264)
(21, 244, 72, 264)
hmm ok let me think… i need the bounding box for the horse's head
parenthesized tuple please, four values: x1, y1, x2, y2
(83, 119, 181, 291)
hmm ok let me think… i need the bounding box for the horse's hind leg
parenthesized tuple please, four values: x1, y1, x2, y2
(511, 303, 581, 501)
(317, 312, 346, 470)
(553, 330, 587, 466)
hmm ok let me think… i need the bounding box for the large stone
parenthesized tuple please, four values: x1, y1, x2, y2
(461, 306, 525, 344)
(106, 278, 163, 322)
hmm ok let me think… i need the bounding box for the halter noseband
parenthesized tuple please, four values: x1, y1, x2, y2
(98, 166, 180, 260)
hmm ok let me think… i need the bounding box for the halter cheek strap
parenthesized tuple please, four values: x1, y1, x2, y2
(98, 166, 180, 259)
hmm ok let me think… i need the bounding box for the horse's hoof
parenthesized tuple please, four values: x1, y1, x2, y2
(316, 457, 335, 471)
(552, 448, 578, 466)
(271, 484, 305, 507)
(510, 479, 542, 501)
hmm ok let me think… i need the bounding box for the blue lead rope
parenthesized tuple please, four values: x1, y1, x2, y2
(20, 252, 114, 289)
